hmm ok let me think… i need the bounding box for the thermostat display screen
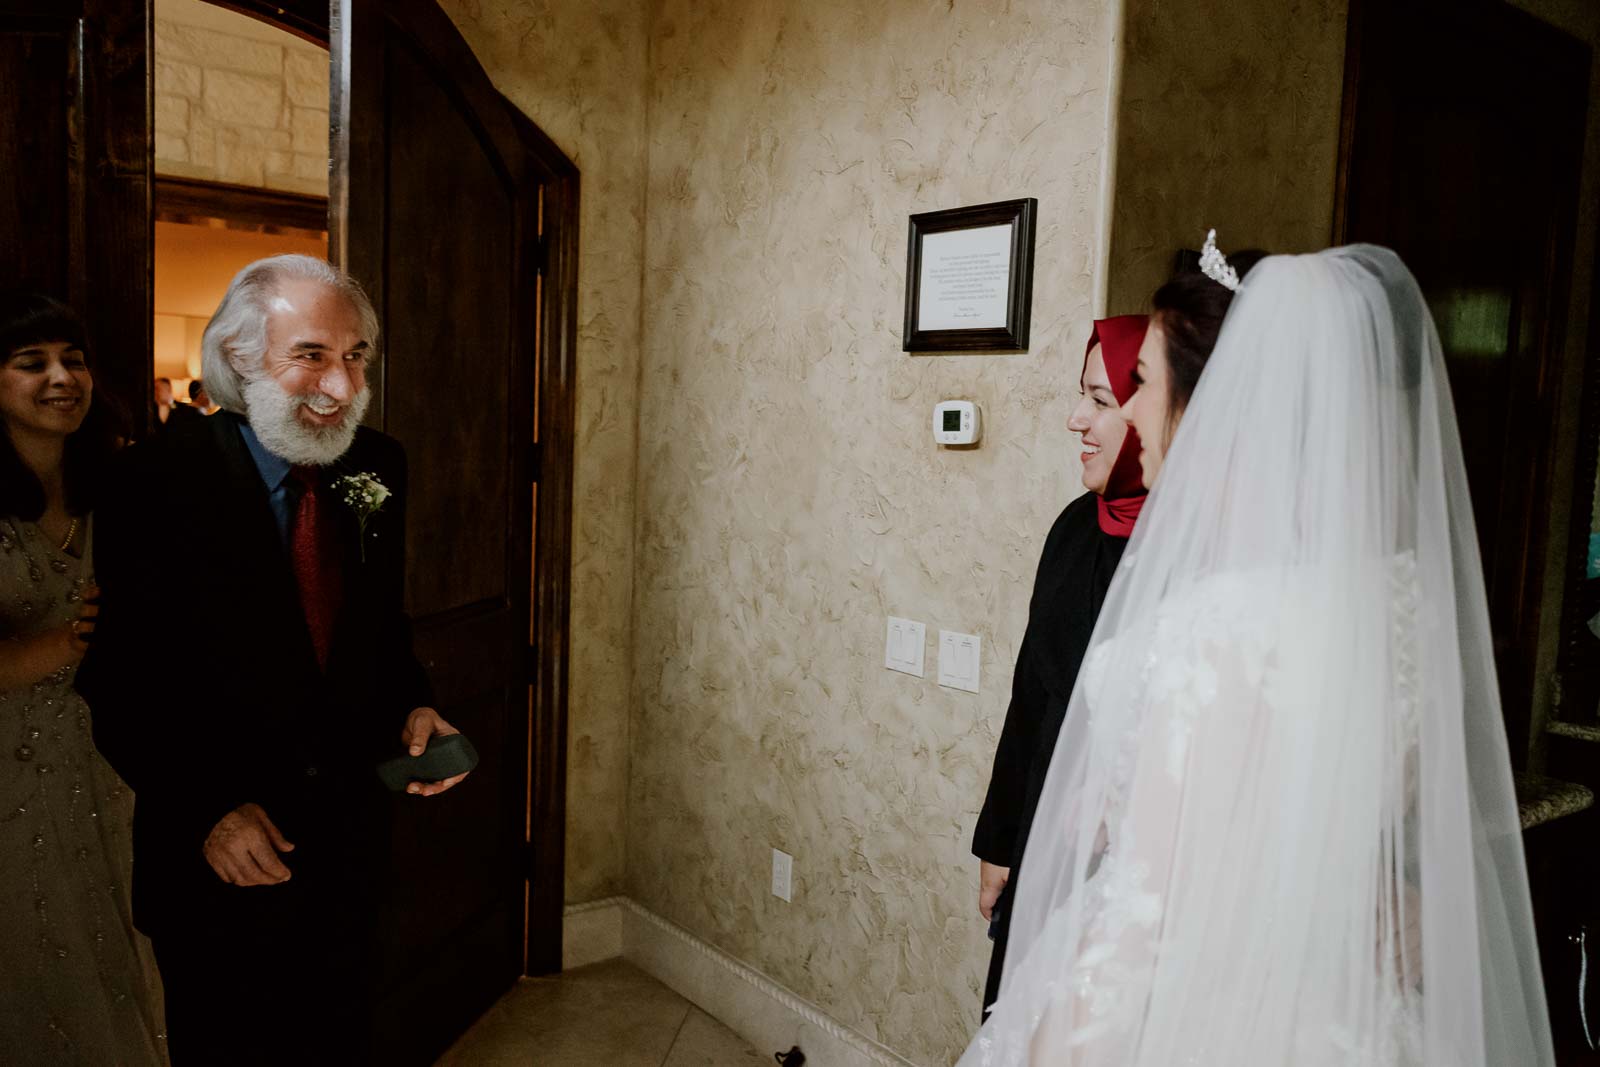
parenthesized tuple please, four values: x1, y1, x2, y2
(933, 400, 981, 445)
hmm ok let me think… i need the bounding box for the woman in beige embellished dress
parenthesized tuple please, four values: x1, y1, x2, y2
(0, 292, 165, 1065)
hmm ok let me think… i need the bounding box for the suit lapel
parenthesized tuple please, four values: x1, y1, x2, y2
(206, 414, 323, 680)
(322, 435, 380, 679)
(204, 420, 387, 686)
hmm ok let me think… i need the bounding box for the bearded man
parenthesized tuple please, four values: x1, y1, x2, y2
(77, 255, 467, 1065)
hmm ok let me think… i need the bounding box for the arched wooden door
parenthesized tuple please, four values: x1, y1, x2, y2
(328, 0, 577, 1060)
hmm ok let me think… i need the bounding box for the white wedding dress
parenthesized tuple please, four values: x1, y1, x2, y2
(962, 247, 1551, 1066)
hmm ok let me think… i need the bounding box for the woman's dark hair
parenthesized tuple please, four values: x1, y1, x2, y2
(1150, 249, 1269, 430)
(0, 290, 124, 521)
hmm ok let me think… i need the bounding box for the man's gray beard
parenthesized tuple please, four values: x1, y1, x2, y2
(243, 376, 371, 467)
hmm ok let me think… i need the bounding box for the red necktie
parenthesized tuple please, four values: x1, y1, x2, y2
(289, 466, 343, 669)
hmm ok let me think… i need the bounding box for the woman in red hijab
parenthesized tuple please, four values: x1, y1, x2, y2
(971, 315, 1149, 1016)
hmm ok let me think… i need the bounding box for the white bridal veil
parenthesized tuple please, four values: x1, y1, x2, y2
(963, 246, 1552, 1066)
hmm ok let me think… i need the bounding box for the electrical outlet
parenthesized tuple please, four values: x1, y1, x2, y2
(771, 848, 793, 902)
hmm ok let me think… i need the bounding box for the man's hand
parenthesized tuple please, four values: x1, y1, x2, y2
(979, 861, 1011, 921)
(204, 803, 294, 886)
(400, 707, 470, 797)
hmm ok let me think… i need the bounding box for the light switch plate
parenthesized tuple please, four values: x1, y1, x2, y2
(771, 848, 793, 902)
(885, 616, 926, 678)
(937, 630, 980, 694)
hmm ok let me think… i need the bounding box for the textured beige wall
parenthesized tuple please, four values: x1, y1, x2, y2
(630, 1, 1113, 1062)
(1105, 0, 1348, 314)
(435, 0, 650, 904)
(153, 0, 329, 195)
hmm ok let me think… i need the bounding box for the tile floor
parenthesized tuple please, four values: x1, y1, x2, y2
(434, 958, 775, 1066)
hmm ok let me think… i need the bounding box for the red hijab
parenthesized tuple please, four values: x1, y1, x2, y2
(1083, 315, 1150, 538)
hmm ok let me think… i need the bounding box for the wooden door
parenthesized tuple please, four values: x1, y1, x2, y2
(0, 0, 150, 429)
(331, 0, 577, 1060)
(1335, 0, 1590, 761)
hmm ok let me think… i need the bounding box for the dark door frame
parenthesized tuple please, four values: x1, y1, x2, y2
(1559, 233, 1600, 697)
(1331, 0, 1592, 759)
(209, 0, 327, 45)
(512, 105, 580, 978)
(205, 0, 577, 977)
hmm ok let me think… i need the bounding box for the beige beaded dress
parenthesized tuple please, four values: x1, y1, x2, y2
(0, 516, 165, 1065)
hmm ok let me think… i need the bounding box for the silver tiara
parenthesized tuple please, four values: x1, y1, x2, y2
(1199, 229, 1240, 292)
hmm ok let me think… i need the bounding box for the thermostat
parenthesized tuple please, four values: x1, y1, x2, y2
(934, 400, 981, 445)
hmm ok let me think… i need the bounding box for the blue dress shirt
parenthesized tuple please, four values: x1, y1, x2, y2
(236, 421, 297, 551)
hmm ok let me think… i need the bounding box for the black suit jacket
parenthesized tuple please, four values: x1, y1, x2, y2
(161, 403, 204, 432)
(77, 412, 433, 936)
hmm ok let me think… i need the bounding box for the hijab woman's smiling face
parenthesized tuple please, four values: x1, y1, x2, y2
(1068, 343, 1130, 495)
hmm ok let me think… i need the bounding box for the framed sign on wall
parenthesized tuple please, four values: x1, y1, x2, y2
(902, 198, 1037, 353)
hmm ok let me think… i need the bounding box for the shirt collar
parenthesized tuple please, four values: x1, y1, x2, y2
(235, 417, 294, 493)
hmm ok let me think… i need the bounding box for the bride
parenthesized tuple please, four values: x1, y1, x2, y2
(961, 241, 1552, 1065)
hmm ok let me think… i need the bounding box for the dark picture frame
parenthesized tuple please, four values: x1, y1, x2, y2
(902, 197, 1037, 353)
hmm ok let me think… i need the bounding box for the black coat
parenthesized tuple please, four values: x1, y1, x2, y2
(160, 403, 204, 433)
(77, 412, 432, 937)
(972, 492, 1128, 1010)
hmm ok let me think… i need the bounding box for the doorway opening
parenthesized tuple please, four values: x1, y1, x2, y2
(151, 0, 329, 430)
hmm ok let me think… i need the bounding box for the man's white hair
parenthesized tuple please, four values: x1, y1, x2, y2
(200, 254, 379, 414)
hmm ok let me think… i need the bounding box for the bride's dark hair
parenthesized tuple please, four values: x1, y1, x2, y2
(0, 290, 124, 521)
(1152, 249, 1268, 423)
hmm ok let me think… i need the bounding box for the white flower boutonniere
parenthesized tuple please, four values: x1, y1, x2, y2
(333, 472, 391, 562)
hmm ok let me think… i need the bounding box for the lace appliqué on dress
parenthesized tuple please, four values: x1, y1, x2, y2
(1060, 576, 1280, 1046)
(1063, 835, 1164, 1045)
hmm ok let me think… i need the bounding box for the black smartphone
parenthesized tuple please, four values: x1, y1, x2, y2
(987, 882, 1010, 941)
(376, 732, 479, 792)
